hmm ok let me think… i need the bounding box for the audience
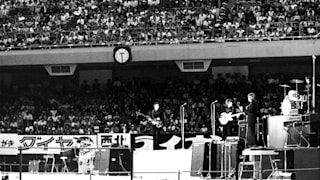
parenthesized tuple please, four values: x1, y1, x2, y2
(0, 72, 293, 135)
(1, 0, 320, 50)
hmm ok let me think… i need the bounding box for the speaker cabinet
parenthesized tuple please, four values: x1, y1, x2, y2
(310, 113, 320, 146)
(94, 148, 131, 175)
(94, 149, 111, 174)
(190, 143, 205, 176)
(238, 121, 246, 139)
(109, 148, 131, 175)
(190, 142, 223, 177)
(203, 142, 223, 178)
(294, 148, 320, 180)
(261, 148, 320, 179)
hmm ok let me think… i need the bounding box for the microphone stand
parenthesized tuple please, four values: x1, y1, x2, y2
(211, 101, 217, 137)
(208, 101, 218, 178)
(312, 55, 316, 113)
(180, 104, 185, 149)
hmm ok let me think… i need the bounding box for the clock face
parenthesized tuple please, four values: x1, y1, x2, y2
(114, 48, 130, 64)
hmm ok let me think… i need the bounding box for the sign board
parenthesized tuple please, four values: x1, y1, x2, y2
(97, 133, 131, 148)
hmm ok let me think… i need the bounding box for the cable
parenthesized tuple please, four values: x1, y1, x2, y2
(118, 152, 129, 174)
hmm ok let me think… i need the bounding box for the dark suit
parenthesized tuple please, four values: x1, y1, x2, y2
(151, 109, 163, 149)
(246, 100, 258, 146)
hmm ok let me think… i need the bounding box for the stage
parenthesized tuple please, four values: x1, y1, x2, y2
(0, 172, 293, 180)
(1, 147, 320, 180)
(0, 171, 314, 180)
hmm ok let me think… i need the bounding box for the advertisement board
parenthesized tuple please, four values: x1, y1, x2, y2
(0, 134, 19, 155)
(131, 133, 215, 151)
(97, 133, 131, 147)
(18, 135, 97, 154)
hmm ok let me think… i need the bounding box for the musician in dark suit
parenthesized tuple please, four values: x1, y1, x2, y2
(150, 102, 163, 149)
(245, 92, 259, 147)
(219, 98, 242, 140)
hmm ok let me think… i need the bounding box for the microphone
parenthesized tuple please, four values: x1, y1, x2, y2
(181, 102, 187, 106)
(212, 100, 218, 103)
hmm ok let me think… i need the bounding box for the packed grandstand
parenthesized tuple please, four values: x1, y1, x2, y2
(0, 71, 301, 135)
(1, 0, 320, 50)
(0, 0, 318, 134)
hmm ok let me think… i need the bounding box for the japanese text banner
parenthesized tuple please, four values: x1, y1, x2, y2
(97, 133, 131, 148)
(19, 135, 97, 154)
(0, 134, 19, 155)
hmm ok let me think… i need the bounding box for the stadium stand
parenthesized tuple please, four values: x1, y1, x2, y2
(1, 0, 320, 50)
(0, 72, 297, 135)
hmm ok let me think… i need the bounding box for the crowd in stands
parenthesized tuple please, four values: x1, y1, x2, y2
(1, 71, 305, 135)
(1, 0, 320, 49)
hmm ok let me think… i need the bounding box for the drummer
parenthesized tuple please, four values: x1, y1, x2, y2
(281, 90, 300, 115)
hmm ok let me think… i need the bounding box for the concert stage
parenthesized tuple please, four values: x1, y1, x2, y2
(190, 142, 320, 180)
(1, 172, 203, 180)
(0, 147, 319, 180)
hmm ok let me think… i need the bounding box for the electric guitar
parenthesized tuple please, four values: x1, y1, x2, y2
(219, 112, 245, 125)
(136, 111, 163, 128)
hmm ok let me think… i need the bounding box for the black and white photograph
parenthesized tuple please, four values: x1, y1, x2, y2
(0, 0, 320, 179)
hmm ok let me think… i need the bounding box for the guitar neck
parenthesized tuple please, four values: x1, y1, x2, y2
(139, 114, 148, 119)
(136, 112, 151, 119)
(231, 112, 244, 117)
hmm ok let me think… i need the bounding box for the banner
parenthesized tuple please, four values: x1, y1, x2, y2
(97, 133, 131, 147)
(1, 133, 217, 154)
(0, 134, 19, 155)
(18, 135, 97, 154)
(131, 133, 215, 151)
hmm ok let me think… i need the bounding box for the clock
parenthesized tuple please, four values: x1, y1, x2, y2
(113, 46, 131, 64)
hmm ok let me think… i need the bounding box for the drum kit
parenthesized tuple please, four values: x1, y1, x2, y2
(280, 78, 311, 112)
(279, 79, 304, 98)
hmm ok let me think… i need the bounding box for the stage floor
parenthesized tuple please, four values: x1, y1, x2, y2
(2, 172, 205, 180)
(1, 172, 296, 180)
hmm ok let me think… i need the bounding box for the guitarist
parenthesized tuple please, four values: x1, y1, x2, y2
(219, 98, 243, 140)
(151, 102, 164, 149)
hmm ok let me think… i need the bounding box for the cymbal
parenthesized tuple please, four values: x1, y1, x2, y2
(279, 84, 290, 88)
(290, 79, 304, 84)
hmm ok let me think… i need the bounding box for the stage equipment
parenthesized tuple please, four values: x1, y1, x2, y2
(240, 148, 278, 180)
(210, 100, 218, 137)
(267, 116, 310, 148)
(305, 76, 311, 113)
(312, 55, 316, 112)
(180, 103, 187, 149)
(94, 148, 131, 175)
(190, 141, 224, 178)
(283, 116, 310, 148)
(290, 79, 303, 94)
(224, 138, 238, 178)
(271, 147, 320, 180)
(280, 84, 291, 98)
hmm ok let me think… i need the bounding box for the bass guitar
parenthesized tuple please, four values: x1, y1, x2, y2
(136, 111, 163, 128)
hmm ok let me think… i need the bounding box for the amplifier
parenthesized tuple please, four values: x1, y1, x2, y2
(190, 141, 224, 177)
(94, 148, 131, 176)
